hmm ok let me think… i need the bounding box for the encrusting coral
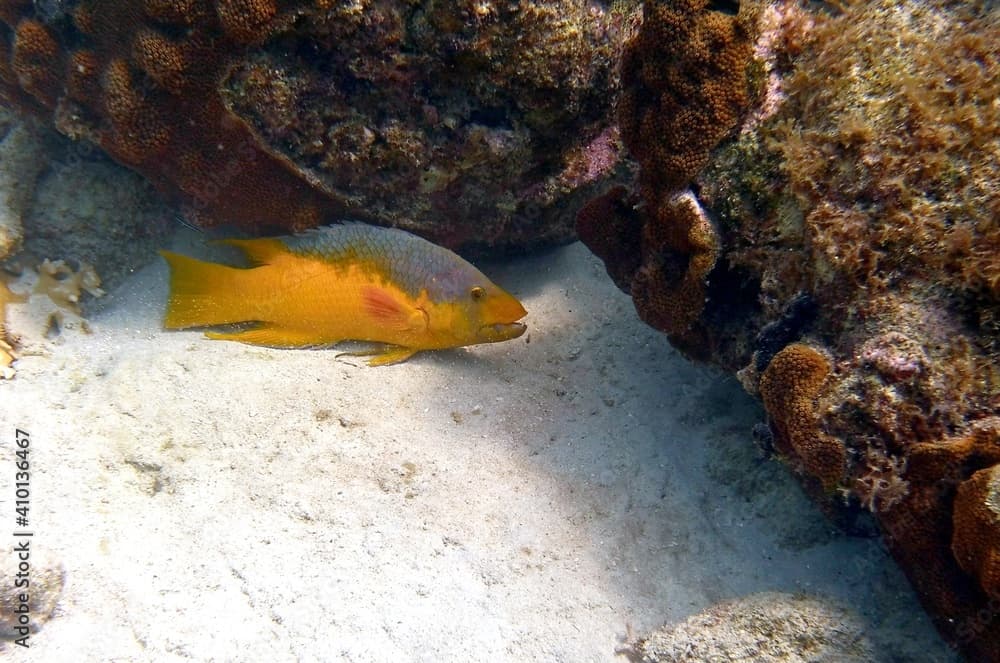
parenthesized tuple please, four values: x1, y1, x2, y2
(0, 0, 638, 251)
(0, 0, 345, 234)
(630, 192, 719, 344)
(618, 0, 758, 196)
(577, 0, 757, 356)
(758, 342, 844, 490)
(579, 0, 1000, 658)
(953, 462, 1000, 601)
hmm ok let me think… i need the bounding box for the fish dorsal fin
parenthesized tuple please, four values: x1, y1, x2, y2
(214, 238, 287, 266)
(362, 286, 428, 333)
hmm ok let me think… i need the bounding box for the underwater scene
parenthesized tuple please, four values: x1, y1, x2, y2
(0, 0, 997, 661)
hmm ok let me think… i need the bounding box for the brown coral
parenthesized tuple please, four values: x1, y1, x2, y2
(11, 19, 62, 107)
(582, 0, 1000, 658)
(631, 193, 719, 340)
(142, 0, 207, 26)
(953, 464, 1000, 601)
(0, 1, 31, 26)
(619, 0, 757, 195)
(759, 342, 845, 489)
(65, 50, 101, 107)
(215, 0, 278, 45)
(875, 419, 1000, 659)
(101, 58, 170, 164)
(579, 0, 757, 353)
(131, 30, 188, 94)
(0, 0, 347, 234)
(0, 0, 636, 250)
(575, 185, 642, 292)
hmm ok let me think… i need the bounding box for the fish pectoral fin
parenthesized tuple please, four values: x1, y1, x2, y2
(335, 344, 418, 367)
(361, 286, 429, 333)
(366, 347, 418, 366)
(205, 324, 328, 348)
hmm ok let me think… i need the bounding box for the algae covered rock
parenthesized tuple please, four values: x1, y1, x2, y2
(632, 592, 875, 663)
(578, 0, 1000, 658)
(0, 109, 48, 261)
(0, 110, 172, 377)
(0, 0, 638, 252)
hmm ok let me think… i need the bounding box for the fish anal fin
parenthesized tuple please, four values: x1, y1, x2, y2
(362, 286, 428, 332)
(205, 325, 330, 348)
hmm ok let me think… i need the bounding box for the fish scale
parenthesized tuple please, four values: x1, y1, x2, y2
(282, 223, 480, 300)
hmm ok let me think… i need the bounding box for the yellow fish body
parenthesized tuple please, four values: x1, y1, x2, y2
(160, 223, 527, 365)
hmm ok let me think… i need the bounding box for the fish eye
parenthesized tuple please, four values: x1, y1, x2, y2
(470, 286, 486, 300)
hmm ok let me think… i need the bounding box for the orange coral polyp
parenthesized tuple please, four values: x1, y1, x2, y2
(589, 0, 758, 351)
(759, 343, 846, 489)
(0, 0, 343, 233)
(215, 0, 278, 45)
(953, 463, 1000, 600)
(12, 19, 62, 105)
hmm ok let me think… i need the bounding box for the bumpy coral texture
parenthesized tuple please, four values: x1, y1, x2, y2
(224, 0, 638, 251)
(0, 0, 342, 234)
(0, 1, 637, 250)
(575, 185, 641, 292)
(583, 0, 1000, 658)
(728, 2, 998, 657)
(759, 342, 844, 489)
(953, 462, 1000, 601)
(630, 192, 719, 343)
(577, 0, 757, 355)
(740, 12, 1000, 652)
(876, 418, 1000, 658)
(768, 8, 1000, 301)
(619, 0, 757, 196)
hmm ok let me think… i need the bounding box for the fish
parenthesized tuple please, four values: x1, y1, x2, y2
(159, 223, 527, 366)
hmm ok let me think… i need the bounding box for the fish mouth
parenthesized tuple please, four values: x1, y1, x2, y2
(477, 321, 527, 343)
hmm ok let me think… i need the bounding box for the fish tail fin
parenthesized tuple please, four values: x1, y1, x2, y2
(160, 251, 253, 329)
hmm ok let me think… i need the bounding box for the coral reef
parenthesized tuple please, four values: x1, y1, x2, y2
(576, 0, 757, 356)
(0, 0, 637, 251)
(953, 463, 1000, 601)
(618, 0, 759, 196)
(0, 0, 351, 234)
(579, 0, 1000, 657)
(759, 342, 844, 490)
(627, 592, 875, 663)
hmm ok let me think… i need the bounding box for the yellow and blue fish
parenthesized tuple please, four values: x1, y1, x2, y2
(160, 223, 527, 365)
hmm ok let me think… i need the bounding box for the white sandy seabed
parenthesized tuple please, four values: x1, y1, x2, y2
(0, 233, 957, 661)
